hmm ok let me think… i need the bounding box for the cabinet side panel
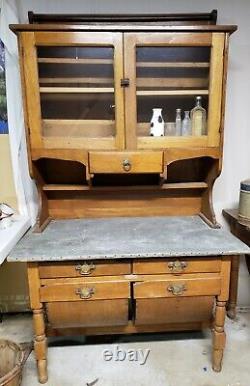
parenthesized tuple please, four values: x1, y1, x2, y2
(207, 33, 225, 147)
(22, 32, 43, 148)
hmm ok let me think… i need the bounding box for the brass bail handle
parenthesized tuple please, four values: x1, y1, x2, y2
(75, 262, 96, 275)
(168, 260, 187, 273)
(76, 287, 95, 299)
(122, 159, 131, 172)
(167, 283, 186, 296)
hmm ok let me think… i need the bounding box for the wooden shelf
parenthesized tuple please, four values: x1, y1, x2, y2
(162, 182, 208, 189)
(136, 61, 210, 68)
(137, 77, 208, 89)
(38, 58, 113, 65)
(43, 185, 89, 191)
(39, 77, 207, 89)
(137, 90, 209, 96)
(42, 119, 114, 138)
(40, 87, 114, 94)
(38, 58, 209, 68)
(40, 77, 113, 84)
(42, 182, 208, 192)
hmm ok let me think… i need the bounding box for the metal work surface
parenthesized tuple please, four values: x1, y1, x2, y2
(8, 216, 250, 262)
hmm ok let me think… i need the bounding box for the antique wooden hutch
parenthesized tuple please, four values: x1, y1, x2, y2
(9, 11, 249, 384)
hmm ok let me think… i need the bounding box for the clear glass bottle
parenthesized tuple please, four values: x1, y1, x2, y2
(191, 96, 206, 136)
(182, 110, 191, 136)
(175, 108, 182, 136)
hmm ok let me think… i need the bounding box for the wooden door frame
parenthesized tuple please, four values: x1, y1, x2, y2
(123, 32, 225, 150)
(20, 31, 125, 151)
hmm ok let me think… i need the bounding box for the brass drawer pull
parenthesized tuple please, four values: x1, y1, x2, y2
(75, 262, 96, 275)
(122, 159, 131, 172)
(167, 284, 186, 296)
(168, 260, 187, 273)
(75, 287, 95, 299)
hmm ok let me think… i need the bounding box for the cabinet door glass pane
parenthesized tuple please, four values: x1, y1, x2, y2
(136, 46, 210, 137)
(37, 46, 115, 138)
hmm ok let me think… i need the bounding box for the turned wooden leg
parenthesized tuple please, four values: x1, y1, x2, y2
(33, 308, 48, 384)
(212, 300, 226, 372)
(227, 255, 240, 319)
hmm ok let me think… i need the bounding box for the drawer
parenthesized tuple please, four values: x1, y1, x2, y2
(39, 260, 131, 278)
(46, 299, 128, 328)
(133, 274, 221, 298)
(133, 258, 221, 275)
(89, 151, 163, 174)
(40, 276, 130, 302)
(135, 296, 214, 325)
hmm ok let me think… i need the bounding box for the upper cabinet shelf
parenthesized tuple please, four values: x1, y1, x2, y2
(136, 61, 210, 68)
(40, 87, 115, 93)
(136, 90, 209, 96)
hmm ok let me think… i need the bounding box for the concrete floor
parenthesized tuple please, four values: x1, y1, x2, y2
(0, 313, 250, 386)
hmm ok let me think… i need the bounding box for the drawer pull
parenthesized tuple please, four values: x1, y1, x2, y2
(122, 159, 131, 172)
(75, 287, 95, 299)
(167, 284, 186, 296)
(168, 260, 187, 273)
(75, 262, 96, 275)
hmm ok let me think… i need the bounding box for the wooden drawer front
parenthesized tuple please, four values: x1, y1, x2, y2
(46, 299, 128, 328)
(39, 260, 131, 278)
(40, 279, 130, 302)
(89, 151, 163, 173)
(133, 258, 221, 275)
(135, 296, 214, 325)
(134, 274, 221, 299)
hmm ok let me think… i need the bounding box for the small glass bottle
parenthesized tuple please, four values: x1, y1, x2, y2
(191, 96, 206, 136)
(175, 108, 182, 136)
(182, 111, 191, 136)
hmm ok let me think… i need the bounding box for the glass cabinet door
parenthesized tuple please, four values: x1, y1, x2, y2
(124, 33, 225, 149)
(22, 32, 124, 150)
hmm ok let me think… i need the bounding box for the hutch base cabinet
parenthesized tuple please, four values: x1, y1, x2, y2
(9, 216, 249, 383)
(9, 11, 250, 384)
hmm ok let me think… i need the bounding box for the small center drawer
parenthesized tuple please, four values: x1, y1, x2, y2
(39, 260, 131, 278)
(89, 151, 163, 174)
(133, 258, 221, 275)
(40, 276, 130, 302)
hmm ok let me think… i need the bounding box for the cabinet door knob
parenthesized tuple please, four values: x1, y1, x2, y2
(168, 260, 187, 273)
(122, 159, 132, 172)
(75, 287, 95, 299)
(167, 283, 186, 296)
(75, 262, 96, 275)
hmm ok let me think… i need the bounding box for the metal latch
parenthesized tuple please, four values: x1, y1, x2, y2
(120, 78, 130, 87)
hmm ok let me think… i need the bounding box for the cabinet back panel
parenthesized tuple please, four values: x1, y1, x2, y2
(47, 192, 202, 218)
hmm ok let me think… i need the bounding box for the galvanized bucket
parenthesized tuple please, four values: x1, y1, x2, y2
(0, 340, 32, 386)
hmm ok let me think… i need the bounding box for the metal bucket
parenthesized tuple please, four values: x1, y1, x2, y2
(0, 340, 32, 386)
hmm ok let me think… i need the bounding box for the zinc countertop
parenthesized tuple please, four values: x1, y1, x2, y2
(8, 216, 250, 262)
